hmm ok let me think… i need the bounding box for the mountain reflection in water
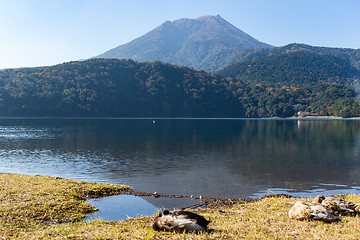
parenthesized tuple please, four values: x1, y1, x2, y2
(84, 195, 201, 221)
(0, 118, 360, 199)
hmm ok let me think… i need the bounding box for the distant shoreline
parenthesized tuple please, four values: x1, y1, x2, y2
(290, 116, 360, 120)
(0, 116, 360, 120)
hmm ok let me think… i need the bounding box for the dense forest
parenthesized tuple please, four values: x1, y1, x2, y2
(228, 43, 360, 71)
(0, 59, 241, 117)
(217, 51, 360, 85)
(225, 81, 359, 118)
(0, 58, 359, 118)
(217, 50, 360, 118)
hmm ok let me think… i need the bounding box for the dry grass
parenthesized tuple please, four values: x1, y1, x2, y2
(1, 173, 360, 239)
(0, 173, 130, 238)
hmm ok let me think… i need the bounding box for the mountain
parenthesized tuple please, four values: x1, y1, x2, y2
(217, 50, 360, 85)
(227, 43, 360, 71)
(96, 15, 272, 71)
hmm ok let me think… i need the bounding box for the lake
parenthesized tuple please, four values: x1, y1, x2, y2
(1, 118, 360, 206)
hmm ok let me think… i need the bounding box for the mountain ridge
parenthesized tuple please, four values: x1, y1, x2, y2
(97, 15, 272, 71)
(227, 43, 360, 71)
(217, 50, 360, 85)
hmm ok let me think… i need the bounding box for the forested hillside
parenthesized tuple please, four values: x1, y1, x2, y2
(225, 81, 358, 118)
(228, 43, 360, 71)
(217, 51, 360, 85)
(0, 58, 358, 118)
(216, 50, 360, 118)
(0, 59, 242, 117)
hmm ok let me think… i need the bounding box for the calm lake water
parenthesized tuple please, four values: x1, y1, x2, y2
(1, 118, 360, 210)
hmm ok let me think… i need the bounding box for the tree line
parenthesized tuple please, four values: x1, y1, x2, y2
(0, 58, 359, 118)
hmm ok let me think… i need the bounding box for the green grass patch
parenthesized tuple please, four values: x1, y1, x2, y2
(1, 173, 360, 239)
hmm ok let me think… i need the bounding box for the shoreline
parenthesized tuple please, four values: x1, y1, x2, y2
(1, 173, 360, 239)
(0, 172, 283, 206)
(290, 116, 360, 119)
(0, 116, 360, 120)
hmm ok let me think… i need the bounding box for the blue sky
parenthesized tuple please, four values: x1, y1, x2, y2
(0, 0, 359, 69)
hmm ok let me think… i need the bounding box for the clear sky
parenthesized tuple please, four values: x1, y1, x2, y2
(0, 0, 359, 69)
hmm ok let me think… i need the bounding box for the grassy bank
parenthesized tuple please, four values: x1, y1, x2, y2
(1, 173, 360, 239)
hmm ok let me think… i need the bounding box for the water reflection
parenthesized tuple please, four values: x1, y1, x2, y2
(0, 118, 360, 199)
(85, 195, 158, 221)
(85, 195, 202, 221)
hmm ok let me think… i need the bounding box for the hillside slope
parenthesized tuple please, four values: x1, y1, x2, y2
(0, 59, 242, 117)
(0, 58, 358, 118)
(227, 43, 360, 71)
(97, 15, 272, 71)
(217, 51, 360, 85)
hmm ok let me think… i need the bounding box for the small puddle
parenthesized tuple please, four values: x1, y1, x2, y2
(84, 194, 202, 221)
